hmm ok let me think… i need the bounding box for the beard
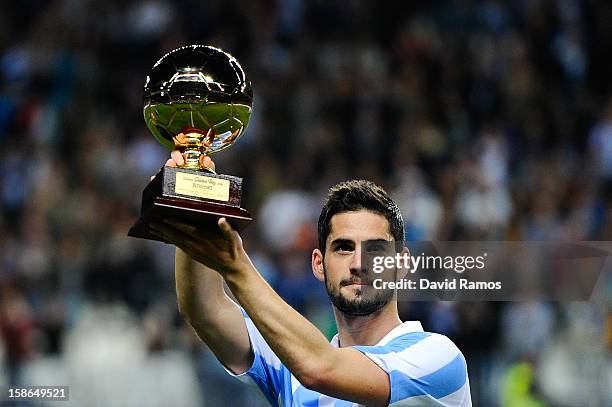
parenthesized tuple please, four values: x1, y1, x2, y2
(324, 265, 395, 316)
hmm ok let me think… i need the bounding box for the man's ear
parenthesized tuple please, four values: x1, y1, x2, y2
(312, 248, 325, 282)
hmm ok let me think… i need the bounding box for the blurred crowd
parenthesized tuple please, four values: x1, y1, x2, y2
(0, 0, 611, 406)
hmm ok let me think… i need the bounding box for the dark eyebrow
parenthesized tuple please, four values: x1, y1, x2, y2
(364, 238, 390, 244)
(330, 238, 354, 248)
(329, 238, 391, 249)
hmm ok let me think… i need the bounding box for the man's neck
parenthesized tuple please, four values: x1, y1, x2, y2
(334, 301, 402, 347)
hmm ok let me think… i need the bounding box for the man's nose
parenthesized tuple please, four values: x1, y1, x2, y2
(349, 244, 365, 273)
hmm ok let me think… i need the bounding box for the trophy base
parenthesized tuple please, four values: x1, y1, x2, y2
(128, 166, 252, 242)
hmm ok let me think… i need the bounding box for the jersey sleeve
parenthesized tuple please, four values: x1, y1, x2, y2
(223, 308, 289, 406)
(353, 332, 471, 406)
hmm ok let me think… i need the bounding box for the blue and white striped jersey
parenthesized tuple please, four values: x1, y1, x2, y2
(226, 311, 472, 406)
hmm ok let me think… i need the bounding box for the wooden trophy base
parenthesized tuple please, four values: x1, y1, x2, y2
(128, 166, 252, 242)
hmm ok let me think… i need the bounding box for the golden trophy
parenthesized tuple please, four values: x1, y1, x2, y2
(129, 45, 253, 241)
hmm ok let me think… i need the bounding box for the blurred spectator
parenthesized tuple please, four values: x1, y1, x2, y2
(589, 100, 612, 180)
(501, 360, 547, 407)
(0, 284, 35, 385)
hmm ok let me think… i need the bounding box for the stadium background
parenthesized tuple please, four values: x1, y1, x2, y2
(0, 0, 610, 405)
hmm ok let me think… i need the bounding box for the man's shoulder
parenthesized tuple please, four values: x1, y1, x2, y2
(354, 330, 466, 375)
(353, 329, 470, 404)
(374, 331, 460, 353)
(390, 330, 461, 353)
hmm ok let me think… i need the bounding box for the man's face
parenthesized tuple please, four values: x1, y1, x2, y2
(320, 210, 396, 316)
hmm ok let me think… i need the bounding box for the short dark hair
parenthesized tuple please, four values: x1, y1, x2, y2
(317, 180, 404, 253)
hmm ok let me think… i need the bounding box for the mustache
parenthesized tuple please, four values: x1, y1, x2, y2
(340, 277, 373, 287)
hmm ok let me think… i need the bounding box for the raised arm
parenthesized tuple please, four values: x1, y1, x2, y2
(175, 248, 252, 374)
(165, 151, 252, 374)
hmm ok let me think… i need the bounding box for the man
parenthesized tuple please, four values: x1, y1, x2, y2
(150, 152, 471, 406)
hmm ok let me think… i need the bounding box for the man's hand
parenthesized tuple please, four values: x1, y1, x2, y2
(150, 216, 253, 277)
(149, 148, 252, 275)
(167, 148, 216, 171)
(150, 147, 216, 181)
(149, 147, 253, 274)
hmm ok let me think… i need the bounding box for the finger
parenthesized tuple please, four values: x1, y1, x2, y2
(165, 158, 177, 168)
(150, 222, 194, 246)
(171, 150, 185, 166)
(149, 226, 166, 243)
(200, 155, 216, 171)
(150, 166, 165, 180)
(163, 218, 198, 237)
(218, 217, 238, 242)
(164, 218, 230, 252)
(149, 222, 171, 243)
(151, 222, 219, 266)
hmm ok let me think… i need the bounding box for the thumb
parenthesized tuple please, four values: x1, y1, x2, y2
(218, 217, 239, 243)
